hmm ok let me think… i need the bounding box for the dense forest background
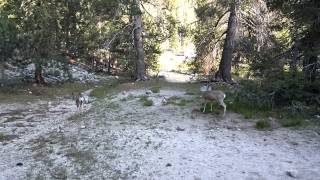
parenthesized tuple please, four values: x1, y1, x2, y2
(0, 0, 319, 118)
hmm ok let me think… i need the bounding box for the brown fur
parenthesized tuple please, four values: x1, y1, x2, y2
(75, 93, 84, 110)
(202, 90, 226, 116)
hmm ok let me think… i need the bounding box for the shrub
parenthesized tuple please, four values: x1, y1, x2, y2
(255, 120, 271, 130)
(139, 96, 153, 106)
(150, 85, 161, 93)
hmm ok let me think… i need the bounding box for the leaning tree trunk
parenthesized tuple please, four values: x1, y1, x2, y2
(215, 0, 238, 83)
(133, 0, 147, 81)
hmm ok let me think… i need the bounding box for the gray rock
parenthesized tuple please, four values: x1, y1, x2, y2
(286, 170, 298, 178)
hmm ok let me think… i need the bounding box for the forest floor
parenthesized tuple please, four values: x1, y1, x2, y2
(0, 72, 320, 180)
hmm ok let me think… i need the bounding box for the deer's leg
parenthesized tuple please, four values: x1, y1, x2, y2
(203, 102, 207, 112)
(219, 99, 226, 116)
(210, 102, 213, 112)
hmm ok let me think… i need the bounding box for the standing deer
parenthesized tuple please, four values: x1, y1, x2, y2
(74, 92, 85, 110)
(200, 83, 226, 116)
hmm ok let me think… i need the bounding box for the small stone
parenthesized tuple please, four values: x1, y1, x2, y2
(290, 141, 299, 146)
(16, 162, 23, 166)
(81, 125, 86, 129)
(176, 127, 185, 131)
(57, 126, 63, 133)
(146, 90, 152, 95)
(286, 171, 297, 178)
(161, 97, 168, 105)
(166, 163, 172, 167)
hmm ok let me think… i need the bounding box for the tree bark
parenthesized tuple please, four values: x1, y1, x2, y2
(215, 0, 238, 83)
(35, 63, 45, 84)
(303, 55, 318, 82)
(133, 0, 147, 81)
(290, 41, 300, 76)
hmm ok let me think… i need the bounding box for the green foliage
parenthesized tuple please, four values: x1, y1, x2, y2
(227, 80, 273, 111)
(225, 76, 319, 124)
(192, 0, 230, 74)
(139, 95, 153, 106)
(166, 96, 192, 106)
(0, 133, 18, 142)
(255, 120, 271, 130)
(150, 85, 161, 93)
(279, 118, 304, 128)
(0, 0, 179, 80)
(90, 79, 125, 98)
(0, 15, 17, 61)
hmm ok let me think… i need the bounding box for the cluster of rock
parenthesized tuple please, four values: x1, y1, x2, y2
(0, 62, 99, 84)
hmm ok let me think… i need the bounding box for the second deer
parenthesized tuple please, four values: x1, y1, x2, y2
(200, 84, 226, 116)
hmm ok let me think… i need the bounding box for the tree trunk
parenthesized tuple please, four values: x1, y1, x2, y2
(35, 63, 45, 84)
(215, 0, 238, 83)
(303, 55, 318, 82)
(290, 40, 301, 76)
(133, 0, 147, 81)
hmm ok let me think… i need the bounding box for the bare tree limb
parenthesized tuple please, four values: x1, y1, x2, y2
(103, 23, 134, 49)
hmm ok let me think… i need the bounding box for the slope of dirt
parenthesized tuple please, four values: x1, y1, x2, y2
(0, 86, 320, 180)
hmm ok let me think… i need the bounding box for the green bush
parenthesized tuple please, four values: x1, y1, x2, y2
(139, 96, 153, 106)
(279, 118, 304, 127)
(150, 85, 161, 93)
(226, 76, 319, 122)
(255, 120, 271, 130)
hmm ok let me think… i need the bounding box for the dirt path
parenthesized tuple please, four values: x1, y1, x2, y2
(0, 86, 320, 180)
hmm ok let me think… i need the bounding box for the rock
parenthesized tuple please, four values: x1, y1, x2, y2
(57, 126, 63, 133)
(4, 69, 21, 79)
(161, 97, 168, 105)
(16, 162, 23, 166)
(146, 90, 152, 95)
(286, 171, 297, 178)
(166, 163, 172, 167)
(81, 125, 86, 129)
(176, 127, 185, 131)
(290, 141, 299, 146)
(26, 63, 35, 72)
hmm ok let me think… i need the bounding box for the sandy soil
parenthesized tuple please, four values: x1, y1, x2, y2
(0, 86, 320, 180)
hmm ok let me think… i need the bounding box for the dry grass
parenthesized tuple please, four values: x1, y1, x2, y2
(0, 82, 92, 103)
(0, 133, 18, 142)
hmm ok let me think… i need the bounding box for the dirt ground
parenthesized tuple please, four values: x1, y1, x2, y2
(1, 80, 320, 180)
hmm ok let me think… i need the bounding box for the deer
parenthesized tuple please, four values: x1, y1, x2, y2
(200, 83, 226, 116)
(74, 92, 85, 110)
